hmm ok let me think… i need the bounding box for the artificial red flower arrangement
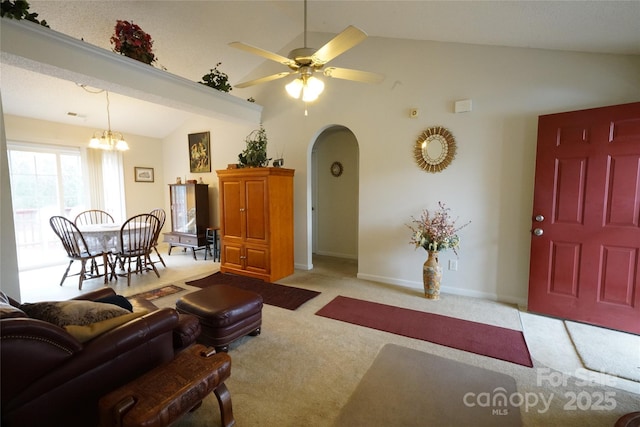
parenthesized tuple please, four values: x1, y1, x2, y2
(110, 20, 156, 65)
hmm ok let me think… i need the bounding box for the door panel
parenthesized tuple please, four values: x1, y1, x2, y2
(606, 155, 640, 226)
(554, 157, 587, 224)
(245, 178, 267, 242)
(222, 244, 242, 269)
(528, 102, 640, 334)
(221, 181, 242, 239)
(600, 246, 636, 305)
(245, 245, 268, 274)
(549, 241, 580, 297)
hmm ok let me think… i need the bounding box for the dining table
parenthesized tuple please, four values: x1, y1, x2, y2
(77, 223, 122, 254)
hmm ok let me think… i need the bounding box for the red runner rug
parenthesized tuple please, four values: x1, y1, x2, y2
(316, 296, 533, 367)
(186, 272, 320, 311)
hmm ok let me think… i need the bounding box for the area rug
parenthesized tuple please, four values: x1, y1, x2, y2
(186, 272, 320, 310)
(128, 284, 184, 301)
(333, 344, 522, 426)
(565, 321, 640, 382)
(316, 296, 533, 367)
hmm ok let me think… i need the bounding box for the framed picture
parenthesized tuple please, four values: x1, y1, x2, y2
(134, 167, 154, 182)
(188, 131, 211, 173)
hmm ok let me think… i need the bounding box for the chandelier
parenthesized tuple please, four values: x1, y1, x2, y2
(89, 91, 129, 151)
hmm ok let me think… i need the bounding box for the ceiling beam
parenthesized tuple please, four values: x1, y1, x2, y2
(0, 18, 262, 125)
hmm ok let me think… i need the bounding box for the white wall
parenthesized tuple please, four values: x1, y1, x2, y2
(161, 115, 258, 229)
(3, 115, 166, 219)
(233, 34, 640, 305)
(0, 95, 20, 298)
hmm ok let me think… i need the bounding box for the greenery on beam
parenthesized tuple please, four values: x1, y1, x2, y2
(199, 63, 232, 93)
(1, 0, 49, 27)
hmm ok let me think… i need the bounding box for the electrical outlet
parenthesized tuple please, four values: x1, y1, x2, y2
(448, 260, 458, 271)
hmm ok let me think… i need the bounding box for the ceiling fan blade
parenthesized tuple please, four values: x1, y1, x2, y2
(235, 72, 294, 88)
(229, 41, 297, 68)
(311, 25, 368, 65)
(323, 67, 384, 84)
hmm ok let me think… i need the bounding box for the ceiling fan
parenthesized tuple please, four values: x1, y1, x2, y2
(229, 0, 384, 102)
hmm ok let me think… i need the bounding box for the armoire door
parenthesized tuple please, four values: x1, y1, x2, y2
(220, 180, 243, 240)
(244, 177, 268, 244)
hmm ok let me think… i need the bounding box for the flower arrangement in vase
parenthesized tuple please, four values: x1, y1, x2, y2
(110, 20, 156, 65)
(407, 202, 470, 299)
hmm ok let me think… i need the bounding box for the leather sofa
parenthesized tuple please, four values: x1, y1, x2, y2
(0, 287, 200, 427)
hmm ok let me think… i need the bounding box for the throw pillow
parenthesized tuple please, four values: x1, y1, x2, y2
(65, 310, 148, 342)
(20, 300, 130, 327)
(94, 295, 134, 312)
(0, 291, 26, 319)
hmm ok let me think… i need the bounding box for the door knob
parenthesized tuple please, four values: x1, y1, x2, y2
(533, 228, 544, 236)
(535, 215, 545, 222)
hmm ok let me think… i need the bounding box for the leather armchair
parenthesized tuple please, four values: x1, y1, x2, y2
(1, 287, 200, 427)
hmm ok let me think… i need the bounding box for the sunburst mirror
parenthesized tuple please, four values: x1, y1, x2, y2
(414, 126, 456, 173)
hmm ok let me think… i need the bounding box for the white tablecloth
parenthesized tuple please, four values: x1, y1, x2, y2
(76, 223, 121, 254)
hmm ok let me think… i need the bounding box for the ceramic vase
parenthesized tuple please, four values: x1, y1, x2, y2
(423, 251, 442, 300)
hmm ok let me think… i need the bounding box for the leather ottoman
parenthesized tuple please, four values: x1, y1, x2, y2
(176, 285, 263, 352)
(99, 344, 234, 427)
(130, 296, 201, 351)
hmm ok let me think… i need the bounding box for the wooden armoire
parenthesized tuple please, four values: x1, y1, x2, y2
(216, 167, 294, 282)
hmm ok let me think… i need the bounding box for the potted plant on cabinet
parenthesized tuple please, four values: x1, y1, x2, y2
(238, 125, 271, 168)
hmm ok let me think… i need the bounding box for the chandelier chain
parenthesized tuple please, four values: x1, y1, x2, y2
(87, 88, 129, 151)
(105, 91, 112, 132)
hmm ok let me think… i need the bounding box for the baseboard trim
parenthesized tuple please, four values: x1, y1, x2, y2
(314, 250, 358, 260)
(356, 273, 527, 307)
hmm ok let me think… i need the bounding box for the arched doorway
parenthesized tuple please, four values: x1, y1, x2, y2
(310, 125, 359, 264)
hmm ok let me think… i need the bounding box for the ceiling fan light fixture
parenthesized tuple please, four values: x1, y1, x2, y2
(230, 0, 383, 99)
(286, 75, 324, 102)
(285, 78, 304, 99)
(304, 76, 324, 101)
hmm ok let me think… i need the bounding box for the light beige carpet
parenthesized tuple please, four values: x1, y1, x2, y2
(565, 321, 640, 382)
(22, 253, 640, 426)
(333, 343, 522, 426)
(148, 255, 640, 427)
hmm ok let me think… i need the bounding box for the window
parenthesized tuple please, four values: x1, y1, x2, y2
(8, 142, 126, 271)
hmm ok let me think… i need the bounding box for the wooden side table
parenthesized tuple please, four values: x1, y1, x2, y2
(205, 226, 220, 262)
(99, 344, 235, 427)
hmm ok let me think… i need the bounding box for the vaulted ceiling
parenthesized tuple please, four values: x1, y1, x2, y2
(2, 0, 639, 139)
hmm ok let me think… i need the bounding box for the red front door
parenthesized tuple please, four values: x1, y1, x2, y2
(528, 102, 640, 335)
